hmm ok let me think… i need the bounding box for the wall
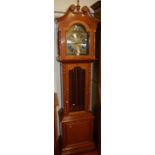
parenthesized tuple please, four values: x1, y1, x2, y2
(54, 0, 98, 12)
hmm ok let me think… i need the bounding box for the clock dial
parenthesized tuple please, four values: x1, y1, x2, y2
(66, 24, 89, 56)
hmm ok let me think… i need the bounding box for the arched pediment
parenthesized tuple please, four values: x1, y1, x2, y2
(55, 4, 99, 31)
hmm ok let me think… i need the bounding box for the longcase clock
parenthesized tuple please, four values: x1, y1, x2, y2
(55, 1, 99, 154)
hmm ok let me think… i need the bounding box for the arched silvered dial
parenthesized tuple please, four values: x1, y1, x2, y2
(66, 24, 89, 56)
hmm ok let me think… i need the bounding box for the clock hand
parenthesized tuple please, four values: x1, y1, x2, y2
(76, 46, 80, 56)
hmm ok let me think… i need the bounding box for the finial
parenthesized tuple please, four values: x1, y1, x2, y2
(76, 0, 80, 11)
(77, 0, 79, 6)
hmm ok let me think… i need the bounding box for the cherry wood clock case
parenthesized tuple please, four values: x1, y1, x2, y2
(55, 2, 99, 155)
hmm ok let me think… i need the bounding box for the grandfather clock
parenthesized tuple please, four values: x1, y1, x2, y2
(55, 1, 99, 154)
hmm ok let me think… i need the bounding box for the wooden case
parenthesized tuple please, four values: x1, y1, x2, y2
(55, 2, 99, 155)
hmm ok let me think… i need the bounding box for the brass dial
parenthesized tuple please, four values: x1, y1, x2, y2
(66, 24, 88, 56)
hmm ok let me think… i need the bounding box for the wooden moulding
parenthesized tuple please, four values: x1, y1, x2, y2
(55, 4, 99, 25)
(62, 111, 94, 122)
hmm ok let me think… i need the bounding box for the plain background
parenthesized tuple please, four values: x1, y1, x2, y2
(0, 0, 155, 155)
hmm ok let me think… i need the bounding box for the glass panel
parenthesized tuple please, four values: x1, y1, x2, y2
(66, 24, 89, 56)
(69, 67, 85, 112)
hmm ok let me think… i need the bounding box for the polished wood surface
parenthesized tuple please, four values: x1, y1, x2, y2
(62, 112, 94, 145)
(62, 112, 95, 155)
(55, 2, 98, 154)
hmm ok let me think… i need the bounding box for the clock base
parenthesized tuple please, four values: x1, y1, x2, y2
(61, 112, 95, 155)
(62, 141, 95, 155)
